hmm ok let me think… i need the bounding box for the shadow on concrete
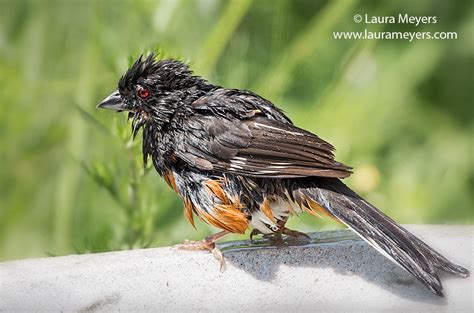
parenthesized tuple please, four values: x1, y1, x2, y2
(220, 230, 451, 305)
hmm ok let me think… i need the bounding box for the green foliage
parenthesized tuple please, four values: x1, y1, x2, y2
(0, 0, 472, 261)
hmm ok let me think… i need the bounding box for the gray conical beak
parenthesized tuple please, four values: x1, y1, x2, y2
(97, 90, 126, 111)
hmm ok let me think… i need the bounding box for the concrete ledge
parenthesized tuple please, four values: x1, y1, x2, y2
(1, 225, 473, 312)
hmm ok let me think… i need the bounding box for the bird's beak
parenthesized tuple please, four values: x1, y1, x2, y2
(97, 90, 126, 111)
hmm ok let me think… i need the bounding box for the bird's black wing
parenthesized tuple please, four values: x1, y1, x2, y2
(175, 114, 352, 179)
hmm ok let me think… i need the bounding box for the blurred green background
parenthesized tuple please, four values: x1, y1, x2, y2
(1, 0, 472, 261)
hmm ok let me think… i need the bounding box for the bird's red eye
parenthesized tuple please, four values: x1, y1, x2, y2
(136, 86, 150, 99)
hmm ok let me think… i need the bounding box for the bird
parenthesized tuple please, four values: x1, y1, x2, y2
(97, 53, 469, 296)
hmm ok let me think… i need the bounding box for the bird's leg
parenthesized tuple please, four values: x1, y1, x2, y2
(175, 230, 230, 271)
(249, 215, 291, 240)
(276, 217, 310, 241)
(249, 215, 310, 246)
(250, 228, 286, 246)
(249, 217, 293, 246)
(255, 219, 311, 246)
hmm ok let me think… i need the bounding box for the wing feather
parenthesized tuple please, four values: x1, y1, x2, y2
(176, 114, 352, 179)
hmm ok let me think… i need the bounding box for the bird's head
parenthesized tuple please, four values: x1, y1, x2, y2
(97, 53, 211, 135)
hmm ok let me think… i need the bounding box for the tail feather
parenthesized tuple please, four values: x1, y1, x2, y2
(292, 178, 469, 296)
(405, 228, 470, 278)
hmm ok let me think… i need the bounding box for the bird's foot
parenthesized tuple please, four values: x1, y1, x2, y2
(250, 227, 311, 246)
(280, 227, 311, 240)
(281, 227, 311, 245)
(174, 231, 228, 271)
(249, 229, 287, 246)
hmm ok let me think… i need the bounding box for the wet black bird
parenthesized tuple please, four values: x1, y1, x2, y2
(97, 53, 468, 296)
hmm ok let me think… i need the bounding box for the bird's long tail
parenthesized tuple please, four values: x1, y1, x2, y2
(291, 178, 469, 296)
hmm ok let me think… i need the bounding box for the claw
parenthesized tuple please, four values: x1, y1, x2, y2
(249, 226, 311, 246)
(174, 230, 229, 271)
(211, 246, 226, 272)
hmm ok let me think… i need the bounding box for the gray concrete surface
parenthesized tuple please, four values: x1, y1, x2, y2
(1, 225, 473, 312)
